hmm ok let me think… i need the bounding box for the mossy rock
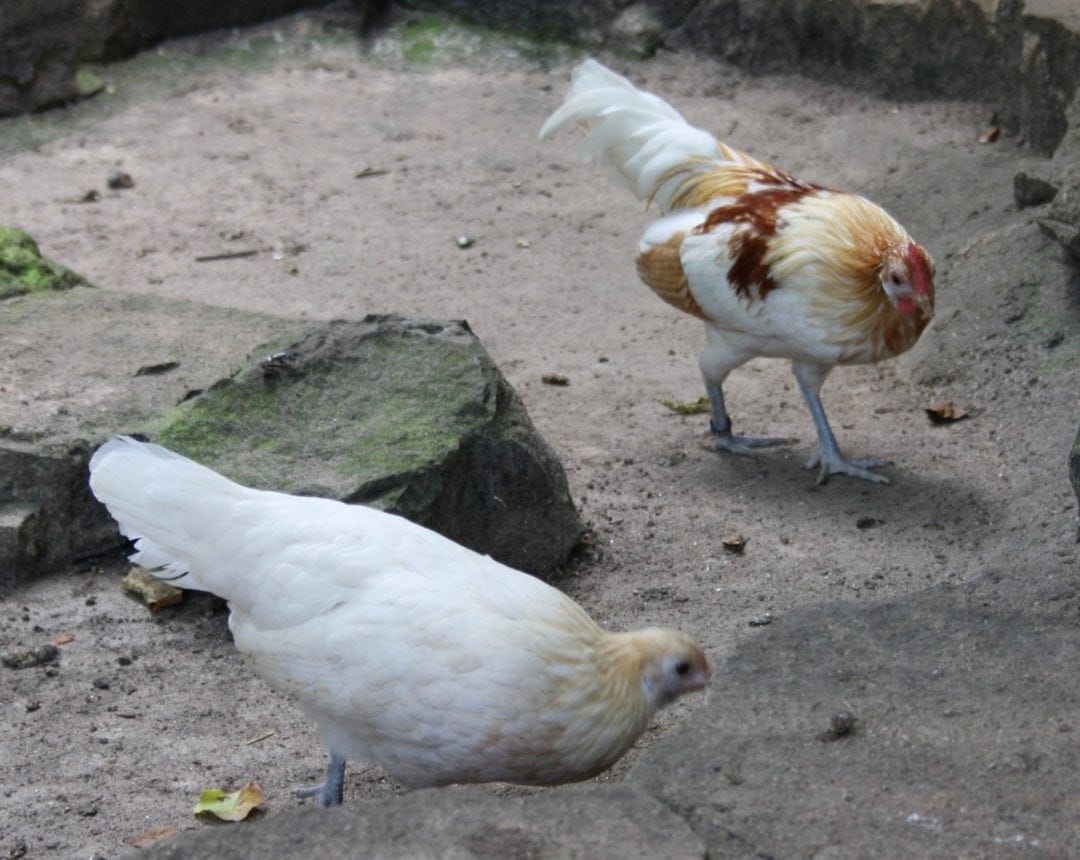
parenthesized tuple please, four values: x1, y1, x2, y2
(0, 227, 91, 299)
(152, 314, 583, 577)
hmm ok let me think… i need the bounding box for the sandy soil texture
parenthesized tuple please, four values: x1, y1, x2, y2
(1, 10, 1077, 857)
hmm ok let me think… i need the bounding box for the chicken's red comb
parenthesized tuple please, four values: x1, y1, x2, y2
(906, 241, 933, 299)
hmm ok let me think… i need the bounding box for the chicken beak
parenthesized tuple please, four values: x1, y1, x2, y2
(690, 658, 713, 692)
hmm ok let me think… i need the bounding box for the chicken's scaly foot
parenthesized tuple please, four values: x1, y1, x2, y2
(805, 449, 890, 485)
(791, 361, 891, 485)
(295, 752, 346, 807)
(709, 421, 792, 457)
(704, 380, 791, 456)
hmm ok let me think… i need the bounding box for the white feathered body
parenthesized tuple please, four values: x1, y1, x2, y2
(89, 437, 707, 788)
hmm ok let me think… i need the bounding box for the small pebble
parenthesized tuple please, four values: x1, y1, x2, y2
(820, 710, 857, 741)
(2, 644, 59, 669)
(1013, 172, 1057, 208)
(5, 837, 28, 859)
(456, 235, 474, 248)
(722, 534, 747, 553)
(107, 171, 135, 189)
(93, 677, 110, 690)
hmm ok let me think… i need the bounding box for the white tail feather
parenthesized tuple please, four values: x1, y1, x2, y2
(88, 436, 256, 595)
(540, 59, 725, 211)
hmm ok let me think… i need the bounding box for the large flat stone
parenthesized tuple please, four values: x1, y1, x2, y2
(151, 315, 583, 577)
(1, 290, 581, 587)
(630, 566, 1080, 857)
(0, 285, 292, 587)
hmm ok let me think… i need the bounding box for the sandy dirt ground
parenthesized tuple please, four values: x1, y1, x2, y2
(1, 9, 1078, 857)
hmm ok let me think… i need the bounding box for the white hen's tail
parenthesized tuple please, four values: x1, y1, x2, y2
(540, 59, 742, 212)
(89, 436, 259, 599)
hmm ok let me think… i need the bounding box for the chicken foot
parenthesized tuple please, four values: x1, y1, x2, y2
(705, 380, 792, 455)
(295, 752, 346, 807)
(792, 361, 890, 484)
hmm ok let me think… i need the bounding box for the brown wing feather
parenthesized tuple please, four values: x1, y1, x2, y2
(635, 231, 708, 321)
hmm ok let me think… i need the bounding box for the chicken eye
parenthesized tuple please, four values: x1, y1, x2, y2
(674, 660, 691, 676)
(888, 272, 902, 286)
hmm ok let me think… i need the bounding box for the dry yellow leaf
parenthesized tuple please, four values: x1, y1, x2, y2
(659, 396, 710, 415)
(193, 781, 265, 821)
(121, 568, 183, 610)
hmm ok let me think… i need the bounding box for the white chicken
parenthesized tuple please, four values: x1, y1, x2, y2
(88, 436, 710, 806)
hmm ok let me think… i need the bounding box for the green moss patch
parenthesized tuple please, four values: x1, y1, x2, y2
(0, 227, 91, 300)
(153, 319, 495, 504)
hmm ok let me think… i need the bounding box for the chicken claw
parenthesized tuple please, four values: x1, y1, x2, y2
(710, 421, 792, 457)
(294, 753, 346, 807)
(806, 449, 891, 484)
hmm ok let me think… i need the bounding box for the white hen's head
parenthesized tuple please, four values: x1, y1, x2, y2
(634, 628, 712, 708)
(542, 626, 710, 784)
(596, 627, 711, 711)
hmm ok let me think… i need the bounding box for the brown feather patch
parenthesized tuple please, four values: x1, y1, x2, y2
(636, 231, 708, 321)
(694, 187, 813, 301)
(662, 160, 817, 212)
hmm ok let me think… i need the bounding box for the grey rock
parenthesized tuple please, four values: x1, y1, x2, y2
(408, 0, 1079, 157)
(1, 293, 580, 588)
(1014, 25, 1071, 156)
(1, 642, 59, 669)
(0, 286, 298, 590)
(7, 1, 1080, 155)
(1038, 172, 1080, 259)
(1007, 5, 1080, 156)
(605, 3, 666, 59)
(1039, 217, 1080, 259)
(0, 0, 377, 115)
(0, 0, 87, 115)
(0, 444, 105, 588)
(140, 784, 706, 860)
(631, 570, 1080, 857)
(0, 226, 90, 300)
(398, 0, 620, 47)
(153, 315, 583, 577)
(1014, 172, 1058, 208)
(674, 0, 1006, 100)
(1071, 427, 1080, 539)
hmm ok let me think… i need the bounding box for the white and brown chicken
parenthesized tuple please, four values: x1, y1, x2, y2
(541, 60, 935, 483)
